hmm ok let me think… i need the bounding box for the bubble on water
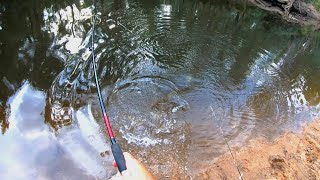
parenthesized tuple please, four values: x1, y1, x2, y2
(100, 150, 110, 157)
(100, 152, 105, 157)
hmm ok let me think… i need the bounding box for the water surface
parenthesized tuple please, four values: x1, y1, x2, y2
(1, 0, 320, 179)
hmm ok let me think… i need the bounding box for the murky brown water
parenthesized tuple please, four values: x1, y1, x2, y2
(1, 0, 320, 179)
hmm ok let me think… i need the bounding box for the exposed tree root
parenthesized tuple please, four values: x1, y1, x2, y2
(247, 0, 320, 28)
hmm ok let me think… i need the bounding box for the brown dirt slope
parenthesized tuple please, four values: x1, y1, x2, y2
(196, 119, 320, 180)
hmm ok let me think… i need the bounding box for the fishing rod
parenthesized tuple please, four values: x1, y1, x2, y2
(90, 15, 127, 173)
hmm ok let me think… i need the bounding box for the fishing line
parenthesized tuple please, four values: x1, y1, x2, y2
(220, 127, 244, 180)
(116, 21, 134, 34)
(210, 106, 244, 180)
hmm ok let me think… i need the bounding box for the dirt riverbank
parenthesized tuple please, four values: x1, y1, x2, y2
(195, 118, 320, 179)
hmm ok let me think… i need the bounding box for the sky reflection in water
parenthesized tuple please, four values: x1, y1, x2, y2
(0, 83, 113, 179)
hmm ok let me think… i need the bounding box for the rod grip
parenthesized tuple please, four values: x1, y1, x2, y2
(111, 141, 127, 173)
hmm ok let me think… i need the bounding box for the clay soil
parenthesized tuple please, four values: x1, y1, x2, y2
(195, 119, 320, 180)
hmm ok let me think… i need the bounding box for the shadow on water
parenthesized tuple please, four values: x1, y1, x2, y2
(1, 0, 320, 179)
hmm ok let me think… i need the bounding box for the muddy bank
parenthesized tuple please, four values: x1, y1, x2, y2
(195, 118, 320, 179)
(244, 0, 320, 28)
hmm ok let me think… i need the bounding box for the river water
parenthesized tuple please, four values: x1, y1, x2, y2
(1, 0, 320, 179)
